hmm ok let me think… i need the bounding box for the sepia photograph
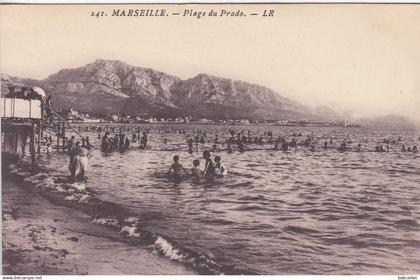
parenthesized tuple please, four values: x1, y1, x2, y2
(1, 3, 419, 277)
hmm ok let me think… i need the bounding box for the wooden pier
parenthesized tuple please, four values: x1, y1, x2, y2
(2, 120, 41, 166)
(1, 85, 74, 168)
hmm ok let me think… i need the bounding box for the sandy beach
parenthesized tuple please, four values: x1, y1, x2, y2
(2, 172, 194, 275)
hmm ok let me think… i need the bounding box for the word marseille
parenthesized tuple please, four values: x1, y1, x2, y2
(111, 9, 168, 17)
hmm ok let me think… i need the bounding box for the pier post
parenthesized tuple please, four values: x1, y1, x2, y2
(62, 122, 66, 152)
(37, 123, 41, 154)
(31, 123, 36, 166)
(56, 123, 60, 151)
(14, 134, 18, 154)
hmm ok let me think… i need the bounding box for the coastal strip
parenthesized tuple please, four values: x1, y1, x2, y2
(2, 160, 253, 275)
(2, 171, 194, 275)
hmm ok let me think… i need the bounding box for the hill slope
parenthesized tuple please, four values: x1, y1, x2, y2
(2, 59, 325, 120)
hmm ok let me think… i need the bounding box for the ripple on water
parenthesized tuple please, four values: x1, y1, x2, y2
(37, 125, 420, 274)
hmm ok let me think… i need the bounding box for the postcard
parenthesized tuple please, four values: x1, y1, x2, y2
(1, 3, 419, 277)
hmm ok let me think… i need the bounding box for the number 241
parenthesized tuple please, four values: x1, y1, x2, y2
(91, 11, 106, 17)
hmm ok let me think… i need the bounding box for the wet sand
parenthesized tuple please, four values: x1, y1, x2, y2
(2, 176, 194, 275)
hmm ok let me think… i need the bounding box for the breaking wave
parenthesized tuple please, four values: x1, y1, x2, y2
(5, 163, 252, 275)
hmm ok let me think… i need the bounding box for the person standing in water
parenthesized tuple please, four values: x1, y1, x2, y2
(187, 137, 194, 153)
(203, 150, 216, 179)
(101, 132, 111, 153)
(67, 136, 76, 155)
(214, 156, 227, 176)
(191, 159, 203, 177)
(168, 155, 188, 178)
(84, 136, 92, 150)
(139, 132, 148, 149)
(69, 142, 89, 183)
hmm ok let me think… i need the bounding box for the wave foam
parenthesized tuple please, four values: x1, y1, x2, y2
(91, 217, 120, 228)
(69, 182, 87, 193)
(120, 225, 141, 237)
(125, 217, 139, 224)
(154, 236, 185, 261)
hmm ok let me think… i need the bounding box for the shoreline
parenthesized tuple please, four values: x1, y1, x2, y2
(2, 158, 254, 275)
(64, 121, 362, 129)
(2, 171, 195, 275)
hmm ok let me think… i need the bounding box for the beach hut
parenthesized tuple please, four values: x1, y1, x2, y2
(1, 86, 45, 166)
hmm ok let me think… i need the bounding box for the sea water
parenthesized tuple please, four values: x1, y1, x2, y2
(34, 124, 420, 274)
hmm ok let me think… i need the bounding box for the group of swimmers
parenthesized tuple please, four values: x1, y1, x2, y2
(43, 123, 419, 184)
(100, 132, 130, 153)
(66, 124, 420, 155)
(100, 130, 150, 153)
(168, 150, 227, 179)
(401, 145, 418, 153)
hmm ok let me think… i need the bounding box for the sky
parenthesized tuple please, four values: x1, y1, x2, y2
(1, 4, 420, 120)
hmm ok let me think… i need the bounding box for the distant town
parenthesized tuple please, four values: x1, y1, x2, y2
(57, 107, 357, 127)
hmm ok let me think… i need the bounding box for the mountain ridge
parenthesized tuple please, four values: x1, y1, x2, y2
(2, 59, 335, 121)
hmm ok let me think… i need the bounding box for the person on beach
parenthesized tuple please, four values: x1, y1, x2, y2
(69, 142, 89, 183)
(67, 136, 76, 154)
(214, 156, 227, 176)
(168, 155, 189, 178)
(413, 146, 418, 153)
(191, 159, 203, 177)
(203, 150, 216, 179)
(69, 139, 80, 163)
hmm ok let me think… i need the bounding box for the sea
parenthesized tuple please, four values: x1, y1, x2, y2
(13, 124, 420, 274)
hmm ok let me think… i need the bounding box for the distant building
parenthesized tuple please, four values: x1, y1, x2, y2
(83, 118, 101, 123)
(198, 118, 210, 123)
(111, 114, 118, 122)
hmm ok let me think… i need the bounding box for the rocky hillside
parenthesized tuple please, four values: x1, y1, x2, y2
(1, 59, 328, 120)
(171, 73, 316, 120)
